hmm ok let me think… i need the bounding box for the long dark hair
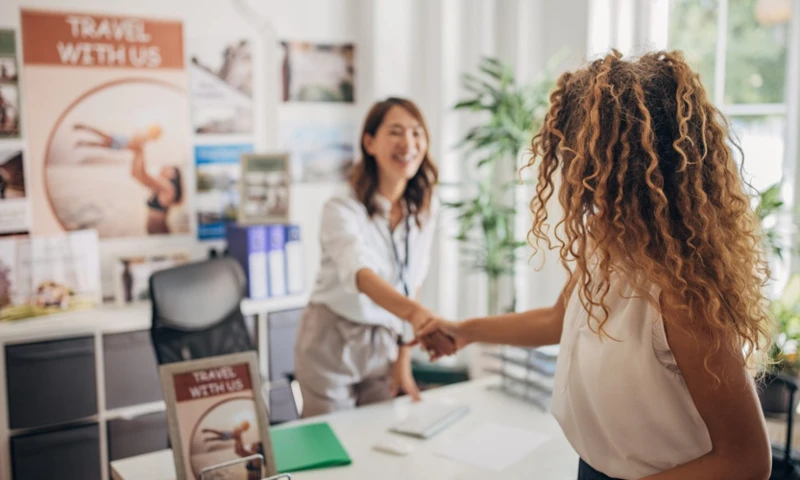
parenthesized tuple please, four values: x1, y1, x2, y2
(350, 97, 438, 226)
(170, 167, 182, 203)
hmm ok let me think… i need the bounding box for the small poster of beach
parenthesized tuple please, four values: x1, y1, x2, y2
(281, 41, 355, 103)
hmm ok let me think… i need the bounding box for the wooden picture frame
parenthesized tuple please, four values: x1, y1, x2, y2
(239, 152, 291, 225)
(159, 352, 277, 479)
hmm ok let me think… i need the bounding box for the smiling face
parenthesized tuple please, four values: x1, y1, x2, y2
(362, 105, 428, 186)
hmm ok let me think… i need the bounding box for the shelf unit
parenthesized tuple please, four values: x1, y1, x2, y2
(485, 345, 559, 412)
(0, 294, 308, 480)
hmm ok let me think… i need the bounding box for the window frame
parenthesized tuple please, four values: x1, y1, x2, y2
(613, 0, 800, 281)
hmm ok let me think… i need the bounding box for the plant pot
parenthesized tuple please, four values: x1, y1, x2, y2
(759, 374, 800, 416)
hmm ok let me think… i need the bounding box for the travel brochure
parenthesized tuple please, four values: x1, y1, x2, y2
(0, 229, 101, 321)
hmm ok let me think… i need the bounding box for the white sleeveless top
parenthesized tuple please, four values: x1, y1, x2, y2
(551, 272, 712, 478)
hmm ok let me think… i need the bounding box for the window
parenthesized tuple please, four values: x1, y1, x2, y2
(667, 0, 793, 193)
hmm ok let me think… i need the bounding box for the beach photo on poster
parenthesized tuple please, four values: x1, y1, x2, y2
(281, 41, 354, 103)
(279, 120, 354, 183)
(0, 84, 20, 138)
(190, 37, 253, 135)
(43, 80, 190, 238)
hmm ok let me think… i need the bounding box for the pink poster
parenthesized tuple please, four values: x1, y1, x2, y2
(21, 9, 191, 238)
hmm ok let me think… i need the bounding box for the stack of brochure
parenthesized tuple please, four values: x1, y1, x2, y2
(485, 345, 559, 411)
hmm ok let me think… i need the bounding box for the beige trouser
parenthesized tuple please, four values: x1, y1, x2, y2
(295, 303, 400, 418)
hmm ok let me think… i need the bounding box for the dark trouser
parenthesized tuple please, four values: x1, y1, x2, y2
(578, 459, 622, 480)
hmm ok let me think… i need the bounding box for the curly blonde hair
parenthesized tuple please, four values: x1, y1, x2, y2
(527, 50, 771, 373)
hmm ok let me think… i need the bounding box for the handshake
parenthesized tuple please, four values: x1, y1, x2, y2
(406, 307, 470, 361)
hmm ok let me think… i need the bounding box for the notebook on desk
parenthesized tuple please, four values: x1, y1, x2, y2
(390, 401, 471, 439)
(272, 422, 351, 472)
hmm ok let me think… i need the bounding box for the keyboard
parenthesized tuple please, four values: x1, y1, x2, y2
(389, 401, 470, 439)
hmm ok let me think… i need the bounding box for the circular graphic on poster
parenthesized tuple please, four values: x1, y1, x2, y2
(44, 79, 190, 238)
(189, 397, 265, 479)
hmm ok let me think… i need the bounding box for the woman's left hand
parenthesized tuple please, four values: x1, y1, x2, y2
(390, 345, 422, 401)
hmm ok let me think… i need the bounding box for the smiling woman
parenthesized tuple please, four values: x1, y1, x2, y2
(294, 97, 456, 418)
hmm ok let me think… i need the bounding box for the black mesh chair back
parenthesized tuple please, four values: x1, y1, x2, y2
(149, 257, 254, 364)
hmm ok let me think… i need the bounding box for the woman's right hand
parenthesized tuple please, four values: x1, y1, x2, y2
(411, 318, 470, 361)
(408, 307, 458, 357)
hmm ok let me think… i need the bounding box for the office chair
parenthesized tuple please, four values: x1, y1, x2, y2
(760, 373, 800, 480)
(150, 257, 253, 363)
(149, 257, 299, 424)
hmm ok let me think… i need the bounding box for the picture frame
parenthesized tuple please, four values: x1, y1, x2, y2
(159, 351, 278, 480)
(238, 152, 291, 225)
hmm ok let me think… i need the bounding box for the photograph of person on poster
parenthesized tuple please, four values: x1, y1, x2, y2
(73, 123, 162, 150)
(131, 145, 183, 235)
(72, 122, 184, 235)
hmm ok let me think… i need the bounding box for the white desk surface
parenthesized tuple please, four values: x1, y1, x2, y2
(110, 376, 578, 480)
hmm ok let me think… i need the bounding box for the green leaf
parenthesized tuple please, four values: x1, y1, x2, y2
(449, 53, 562, 280)
(454, 99, 482, 110)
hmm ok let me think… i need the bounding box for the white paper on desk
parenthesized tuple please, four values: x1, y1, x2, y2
(434, 422, 549, 471)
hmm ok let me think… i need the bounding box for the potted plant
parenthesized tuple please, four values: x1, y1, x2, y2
(762, 274, 800, 411)
(756, 182, 800, 414)
(447, 54, 563, 315)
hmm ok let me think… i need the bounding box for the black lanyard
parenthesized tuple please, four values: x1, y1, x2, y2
(389, 213, 411, 296)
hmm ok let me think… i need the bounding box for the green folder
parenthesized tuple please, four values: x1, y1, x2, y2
(272, 422, 352, 473)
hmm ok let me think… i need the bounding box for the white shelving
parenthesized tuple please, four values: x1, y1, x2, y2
(0, 294, 309, 345)
(0, 294, 308, 480)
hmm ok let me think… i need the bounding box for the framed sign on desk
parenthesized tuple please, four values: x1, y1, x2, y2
(159, 352, 277, 480)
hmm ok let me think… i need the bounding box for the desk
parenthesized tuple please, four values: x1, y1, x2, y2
(111, 376, 578, 480)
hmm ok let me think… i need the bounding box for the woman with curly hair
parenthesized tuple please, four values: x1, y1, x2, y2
(413, 51, 772, 479)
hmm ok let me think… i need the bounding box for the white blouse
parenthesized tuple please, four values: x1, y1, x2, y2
(551, 272, 712, 478)
(308, 189, 439, 338)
